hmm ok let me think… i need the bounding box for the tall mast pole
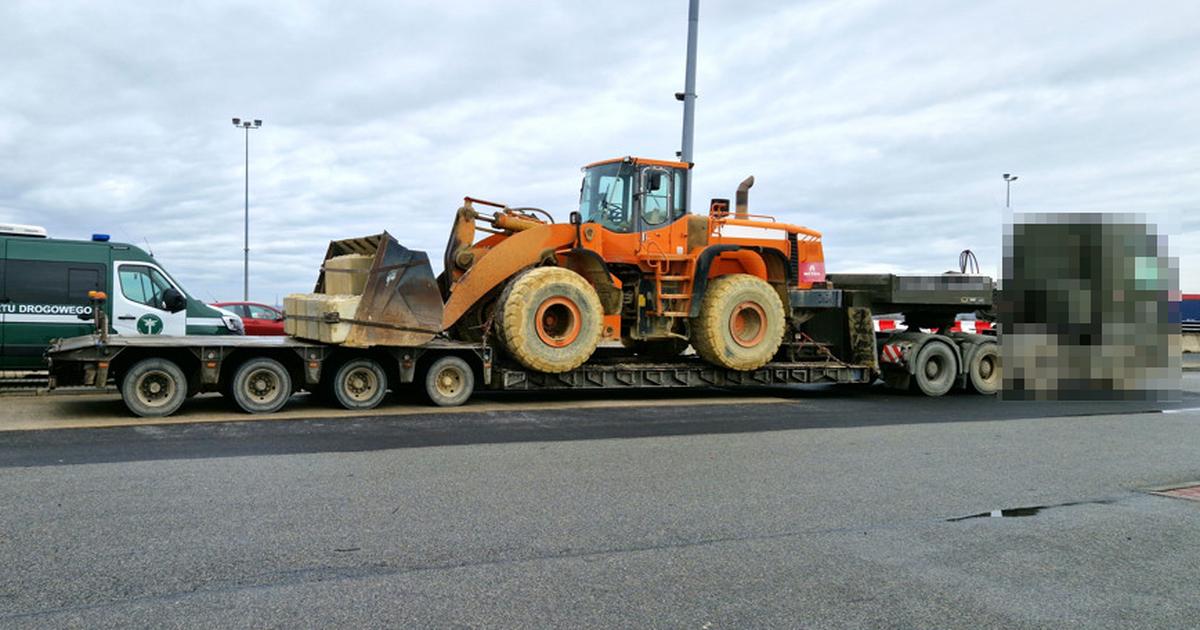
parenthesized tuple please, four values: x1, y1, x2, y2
(679, 0, 699, 212)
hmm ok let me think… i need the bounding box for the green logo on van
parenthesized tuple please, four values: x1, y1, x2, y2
(136, 314, 164, 335)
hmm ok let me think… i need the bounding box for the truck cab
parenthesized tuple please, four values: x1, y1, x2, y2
(0, 225, 242, 369)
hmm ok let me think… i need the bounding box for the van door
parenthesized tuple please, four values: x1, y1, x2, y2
(112, 263, 188, 336)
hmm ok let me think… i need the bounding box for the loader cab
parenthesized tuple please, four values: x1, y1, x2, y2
(579, 157, 689, 234)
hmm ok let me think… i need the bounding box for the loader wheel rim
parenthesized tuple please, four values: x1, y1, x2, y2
(342, 367, 379, 402)
(535, 297, 582, 348)
(729, 301, 767, 348)
(435, 366, 464, 398)
(135, 371, 175, 407)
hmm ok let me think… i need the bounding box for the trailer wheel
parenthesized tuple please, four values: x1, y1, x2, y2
(913, 341, 957, 397)
(122, 358, 188, 418)
(968, 342, 1001, 395)
(496, 266, 603, 373)
(424, 356, 474, 407)
(332, 358, 389, 410)
(691, 274, 785, 371)
(231, 357, 292, 414)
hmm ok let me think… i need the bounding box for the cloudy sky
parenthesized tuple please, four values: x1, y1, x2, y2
(2, 0, 1197, 303)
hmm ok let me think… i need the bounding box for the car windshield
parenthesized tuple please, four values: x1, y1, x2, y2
(579, 162, 634, 233)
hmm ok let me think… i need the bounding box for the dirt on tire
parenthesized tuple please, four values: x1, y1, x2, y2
(691, 273, 785, 371)
(496, 266, 603, 373)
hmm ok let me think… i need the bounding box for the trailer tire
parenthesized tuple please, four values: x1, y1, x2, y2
(913, 341, 957, 397)
(331, 358, 388, 410)
(691, 274, 785, 371)
(496, 266, 603, 373)
(968, 342, 1001, 395)
(231, 357, 292, 414)
(424, 356, 474, 407)
(122, 358, 188, 418)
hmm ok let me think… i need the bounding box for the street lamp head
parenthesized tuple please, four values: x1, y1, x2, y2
(232, 117, 241, 126)
(1003, 173, 1010, 180)
(253, 119, 262, 127)
(1010, 175, 1018, 181)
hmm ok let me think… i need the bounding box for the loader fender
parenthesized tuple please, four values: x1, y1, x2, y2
(442, 223, 578, 330)
(559, 248, 622, 315)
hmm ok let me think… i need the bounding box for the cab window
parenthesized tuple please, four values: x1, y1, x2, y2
(673, 169, 687, 219)
(580, 162, 634, 233)
(640, 169, 672, 227)
(119, 265, 176, 310)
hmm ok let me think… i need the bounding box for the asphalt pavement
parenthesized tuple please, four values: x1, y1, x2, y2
(1, 379, 1199, 628)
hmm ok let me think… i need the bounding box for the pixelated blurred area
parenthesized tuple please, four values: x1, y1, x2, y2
(1001, 212, 1180, 401)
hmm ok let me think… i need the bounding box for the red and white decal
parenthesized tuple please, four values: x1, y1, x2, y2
(874, 318, 993, 333)
(880, 343, 906, 364)
(800, 261, 826, 283)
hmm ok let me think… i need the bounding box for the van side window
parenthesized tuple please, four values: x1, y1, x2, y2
(119, 265, 175, 310)
(5, 260, 105, 305)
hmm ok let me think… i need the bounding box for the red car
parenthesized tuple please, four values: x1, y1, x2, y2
(212, 302, 286, 336)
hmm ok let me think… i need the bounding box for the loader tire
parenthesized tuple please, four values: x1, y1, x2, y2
(691, 274, 785, 371)
(496, 266, 603, 373)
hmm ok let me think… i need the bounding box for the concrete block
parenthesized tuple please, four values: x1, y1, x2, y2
(324, 254, 373, 296)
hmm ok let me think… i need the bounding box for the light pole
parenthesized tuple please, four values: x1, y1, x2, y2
(1003, 173, 1018, 209)
(232, 117, 262, 301)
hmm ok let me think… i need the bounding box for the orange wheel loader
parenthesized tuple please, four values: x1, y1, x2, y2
(437, 156, 831, 373)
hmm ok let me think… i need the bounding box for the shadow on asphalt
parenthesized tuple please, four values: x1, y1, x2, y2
(2, 383, 1196, 468)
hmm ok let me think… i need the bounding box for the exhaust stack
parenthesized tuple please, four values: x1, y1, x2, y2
(735, 176, 755, 219)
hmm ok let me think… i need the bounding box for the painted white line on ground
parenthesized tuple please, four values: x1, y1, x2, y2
(1162, 407, 1200, 414)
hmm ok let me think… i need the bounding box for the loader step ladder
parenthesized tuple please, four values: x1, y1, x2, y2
(649, 255, 695, 318)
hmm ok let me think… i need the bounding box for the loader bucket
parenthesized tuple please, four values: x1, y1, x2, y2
(314, 232, 444, 347)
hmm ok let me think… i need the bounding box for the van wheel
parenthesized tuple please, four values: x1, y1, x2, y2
(913, 342, 957, 397)
(122, 358, 188, 418)
(332, 358, 388, 410)
(424, 356, 474, 407)
(232, 358, 292, 414)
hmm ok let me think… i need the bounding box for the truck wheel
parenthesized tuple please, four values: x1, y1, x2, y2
(913, 341, 957, 397)
(232, 357, 292, 414)
(968, 342, 1001, 395)
(621, 336, 689, 360)
(424, 356, 474, 407)
(121, 358, 188, 417)
(691, 274, 785, 371)
(332, 358, 388, 410)
(496, 266, 603, 373)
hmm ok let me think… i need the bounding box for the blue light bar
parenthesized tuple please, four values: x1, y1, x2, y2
(92, 234, 110, 242)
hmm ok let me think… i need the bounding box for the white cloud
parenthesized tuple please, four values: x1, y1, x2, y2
(0, 0, 1196, 304)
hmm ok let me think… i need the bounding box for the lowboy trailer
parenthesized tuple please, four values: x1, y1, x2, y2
(47, 270, 996, 418)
